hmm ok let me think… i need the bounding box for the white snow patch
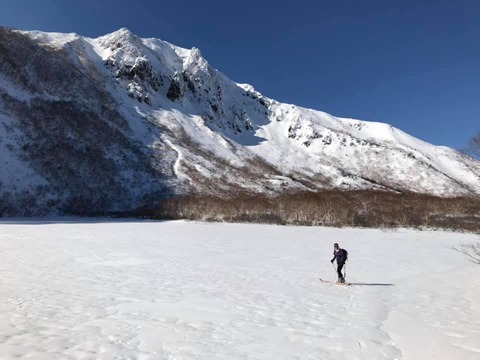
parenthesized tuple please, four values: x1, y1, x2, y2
(164, 138, 190, 182)
(0, 220, 479, 359)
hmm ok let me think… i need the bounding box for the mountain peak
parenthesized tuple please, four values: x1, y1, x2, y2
(107, 27, 135, 38)
(97, 27, 141, 50)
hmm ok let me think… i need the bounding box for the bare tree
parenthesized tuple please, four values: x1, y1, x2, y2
(453, 243, 480, 264)
(466, 133, 480, 158)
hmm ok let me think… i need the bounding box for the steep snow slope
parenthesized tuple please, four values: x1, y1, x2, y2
(73, 28, 480, 195)
(0, 27, 479, 214)
(252, 104, 480, 193)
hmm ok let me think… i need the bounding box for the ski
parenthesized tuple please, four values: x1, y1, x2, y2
(319, 278, 350, 286)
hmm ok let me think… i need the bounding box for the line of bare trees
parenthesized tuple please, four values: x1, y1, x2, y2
(143, 190, 480, 233)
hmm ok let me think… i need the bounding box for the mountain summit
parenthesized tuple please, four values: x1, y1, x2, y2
(0, 27, 479, 215)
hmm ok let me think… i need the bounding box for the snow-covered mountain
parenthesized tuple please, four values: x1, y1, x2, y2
(0, 27, 479, 214)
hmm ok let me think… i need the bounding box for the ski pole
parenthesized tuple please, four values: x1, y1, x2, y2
(344, 263, 347, 280)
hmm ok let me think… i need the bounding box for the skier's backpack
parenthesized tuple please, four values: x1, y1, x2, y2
(343, 249, 348, 261)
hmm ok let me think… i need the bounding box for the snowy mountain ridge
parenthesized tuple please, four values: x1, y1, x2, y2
(0, 27, 479, 214)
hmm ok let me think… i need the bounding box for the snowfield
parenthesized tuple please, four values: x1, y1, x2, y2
(0, 220, 479, 359)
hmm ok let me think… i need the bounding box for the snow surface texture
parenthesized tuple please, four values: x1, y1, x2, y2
(0, 220, 479, 359)
(0, 27, 479, 214)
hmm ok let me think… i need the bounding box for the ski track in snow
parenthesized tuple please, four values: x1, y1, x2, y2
(0, 220, 479, 359)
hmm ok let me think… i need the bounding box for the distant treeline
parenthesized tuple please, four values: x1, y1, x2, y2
(141, 190, 480, 233)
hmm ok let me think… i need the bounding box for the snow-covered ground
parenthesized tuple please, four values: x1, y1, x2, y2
(0, 220, 479, 359)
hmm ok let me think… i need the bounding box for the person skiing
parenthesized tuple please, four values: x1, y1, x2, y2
(330, 243, 348, 283)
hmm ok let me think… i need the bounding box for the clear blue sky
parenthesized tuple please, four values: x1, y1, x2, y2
(0, 0, 478, 149)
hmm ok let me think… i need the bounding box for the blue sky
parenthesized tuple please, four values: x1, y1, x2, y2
(0, 0, 478, 149)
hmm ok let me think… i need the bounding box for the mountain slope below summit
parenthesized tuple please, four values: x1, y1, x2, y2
(248, 103, 480, 194)
(84, 28, 480, 196)
(0, 28, 174, 215)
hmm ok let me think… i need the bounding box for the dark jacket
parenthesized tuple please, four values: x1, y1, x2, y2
(331, 249, 348, 264)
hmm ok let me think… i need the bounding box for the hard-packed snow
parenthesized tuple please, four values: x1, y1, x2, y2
(0, 220, 479, 359)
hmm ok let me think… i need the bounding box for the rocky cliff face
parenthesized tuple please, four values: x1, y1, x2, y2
(0, 27, 479, 215)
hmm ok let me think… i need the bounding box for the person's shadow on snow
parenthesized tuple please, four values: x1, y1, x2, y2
(348, 282, 394, 286)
